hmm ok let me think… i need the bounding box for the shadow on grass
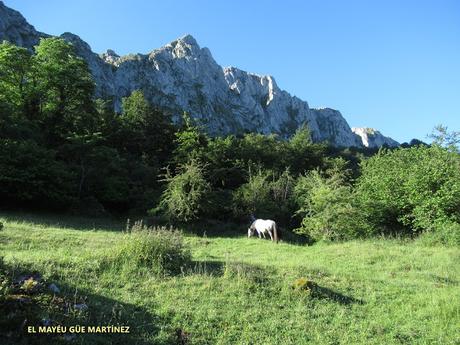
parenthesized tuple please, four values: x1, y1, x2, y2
(182, 220, 312, 246)
(0, 210, 124, 232)
(430, 274, 458, 286)
(0, 261, 175, 345)
(310, 285, 364, 305)
(190, 260, 271, 287)
(191, 260, 225, 276)
(1, 211, 313, 246)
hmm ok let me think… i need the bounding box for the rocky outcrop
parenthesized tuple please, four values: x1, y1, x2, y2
(60, 32, 116, 98)
(0, 1, 46, 47)
(311, 108, 363, 147)
(0, 1, 398, 148)
(352, 127, 399, 148)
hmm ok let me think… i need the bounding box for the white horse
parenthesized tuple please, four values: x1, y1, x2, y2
(248, 219, 279, 243)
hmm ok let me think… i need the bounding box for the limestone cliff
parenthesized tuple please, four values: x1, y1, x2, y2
(0, 1, 397, 148)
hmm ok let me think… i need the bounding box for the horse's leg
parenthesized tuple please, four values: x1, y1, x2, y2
(268, 229, 274, 241)
(262, 231, 266, 239)
(257, 230, 261, 238)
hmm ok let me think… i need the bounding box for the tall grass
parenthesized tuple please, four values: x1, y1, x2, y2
(113, 221, 191, 275)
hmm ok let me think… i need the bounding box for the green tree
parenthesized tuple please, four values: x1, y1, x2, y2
(118, 90, 175, 166)
(232, 167, 296, 224)
(429, 124, 460, 151)
(173, 112, 208, 165)
(33, 37, 96, 144)
(157, 160, 211, 222)
(0, 41, 32, 109)
(294, 170, 369, 241)
(356, 145, 460, 235)
(285, 124, 326, 174)
(0, 140, 76, 208)
(0, 42, 37, 140)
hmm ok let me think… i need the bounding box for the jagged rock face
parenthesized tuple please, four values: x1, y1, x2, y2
(60, 32, 116, 98)
(103, 35, 362, 146)
(0, 2, 46, 48)
(352, 127, 399, 148)
(0, 1, 397, 148)
(311, 108, 363, 147)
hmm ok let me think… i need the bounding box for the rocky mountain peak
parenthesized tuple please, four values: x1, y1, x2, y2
(100, 49, 120, 66)
(177, 34, 199, 47)
(60, 32, 92, 52)
(0, 2, 400, 148)
(161, 34, 203, 59)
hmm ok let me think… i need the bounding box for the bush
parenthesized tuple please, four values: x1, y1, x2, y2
(115, 221, 191, 275)
(232, 168, 295, 223)
(157, 160, 210, 222)
(0, 139, 76, 208)
(417, 220, 460, 246)
(356, 145, 460, 235)
(232, 168, 274, 219)
(294, 170, 370, 241)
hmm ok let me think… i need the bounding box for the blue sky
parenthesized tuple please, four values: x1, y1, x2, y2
(5, 0, 459, 143)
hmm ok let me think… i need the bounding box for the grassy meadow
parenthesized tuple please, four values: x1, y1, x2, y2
(0, 212, 459, 345)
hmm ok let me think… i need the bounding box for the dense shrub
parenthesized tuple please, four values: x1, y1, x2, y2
(0, 139, 76, 208)
(294, 170, 370, 241)
(232, 168, 295, 223)
(115, 221, 191, 275)
(417, 220, 460, 246)
(356, 145, 460, 235)
(157, 160, 211, 222)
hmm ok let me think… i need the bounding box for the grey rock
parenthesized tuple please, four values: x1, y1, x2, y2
(352, 127, 399, 148)
(0, 1, 46, 48)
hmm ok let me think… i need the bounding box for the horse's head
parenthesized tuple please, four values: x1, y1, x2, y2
(247, 226, 255, 238)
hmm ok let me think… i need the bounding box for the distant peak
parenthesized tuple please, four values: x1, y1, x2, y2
(161, 34, 206, 59)
(352, 127, 377, 134)
(178, 34, 198, 46)
(105, 49, 119, 57)
(352, 127, 399, 148)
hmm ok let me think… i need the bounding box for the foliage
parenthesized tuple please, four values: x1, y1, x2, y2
(428, 124, 460, 151)
(294, 170, 370, 241)
(0, 139, 76, 208)
(173, 112, 209, 165)
(33, 38, 97, 144)
(356, 145, 460, 235)
(0, 39, 175, 213)
(417, 220, 460, 246)
(0, 41, 32, 109)
(232, 168, 296, 224)
(118, 90, 175, 165)
(2, 38, 459, 245)
(158, 160, 211, 222)
(285, 125, 327, 174)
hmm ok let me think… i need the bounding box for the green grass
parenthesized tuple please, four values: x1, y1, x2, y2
(0, 212, 459, 344)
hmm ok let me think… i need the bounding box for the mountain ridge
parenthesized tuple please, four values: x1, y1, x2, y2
(0, 1, 398, 148)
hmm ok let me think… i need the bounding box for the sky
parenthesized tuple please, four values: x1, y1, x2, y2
(4, 0, 460, 143)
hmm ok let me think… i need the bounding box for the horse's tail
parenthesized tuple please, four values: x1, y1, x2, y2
(273, 222, 279, 243)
